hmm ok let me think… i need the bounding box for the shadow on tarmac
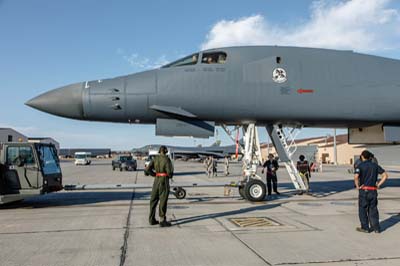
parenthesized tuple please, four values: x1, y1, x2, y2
(174, 171, 206, 176)
(173, 203, 281, 225)
(1, 178, 397, 209)
(381, 213, 400, 232)
(0, 191, 150, 209)
(281, 178, 400, 198)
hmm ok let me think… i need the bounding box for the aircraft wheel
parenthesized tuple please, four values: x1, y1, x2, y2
(112, 167, 115, 171)
(173, 187, 186, 200)
(120, 167, 123, 172)
(244, 179, 266, 202)
(238, 186, 246, 199)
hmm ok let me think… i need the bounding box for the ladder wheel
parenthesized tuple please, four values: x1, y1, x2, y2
(173, 187, 186, 200)
(244, 179, 266, 202)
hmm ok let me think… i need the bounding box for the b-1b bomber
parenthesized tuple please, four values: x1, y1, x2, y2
(25, 46, 400, 202)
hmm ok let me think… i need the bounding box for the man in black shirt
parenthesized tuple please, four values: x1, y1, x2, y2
(297, 155, 311, 193)
(354, 150, 388, 233)
(262, 154, 280, 196)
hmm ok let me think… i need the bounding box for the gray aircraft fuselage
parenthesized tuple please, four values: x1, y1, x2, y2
(27, 46, 400, 132)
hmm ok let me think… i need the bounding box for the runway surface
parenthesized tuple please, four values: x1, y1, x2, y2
(1, 159, 399, 266)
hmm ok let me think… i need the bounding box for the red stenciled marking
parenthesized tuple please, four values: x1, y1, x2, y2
(297, 89, 314, 94)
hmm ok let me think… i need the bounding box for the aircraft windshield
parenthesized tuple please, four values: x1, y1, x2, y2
(37, 145, 61, 175)
(202, 52, 227, 64)
(162, 53, 199, 68)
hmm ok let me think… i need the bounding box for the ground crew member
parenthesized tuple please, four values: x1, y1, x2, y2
(297, 155, 311, 194)
(204, 157, 210, 175)
(354, 150, 388, 233)
(354, 156, 362, 169)
(207, 156, 213, 178)
(262, 154, 280, 196)
(213, 158, 218, 177)
(224, 156, 230, 176)
(371, 153, 378, 165)
(145, 146, 174, 227)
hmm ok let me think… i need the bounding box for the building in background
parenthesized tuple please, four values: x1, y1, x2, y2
(261, 134, 365, 165)
(0, 128, 28, 143)
(59, 148, 111, 158)
(28, 137, 60, 151)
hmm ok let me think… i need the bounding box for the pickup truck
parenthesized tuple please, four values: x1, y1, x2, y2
(112, 155, 137, 171)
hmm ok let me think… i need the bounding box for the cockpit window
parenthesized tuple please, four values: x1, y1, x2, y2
(202, 52, 227, 64)
(162, 53, 199, 68)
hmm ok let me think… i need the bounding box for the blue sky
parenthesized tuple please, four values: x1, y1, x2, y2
(1, 0, 400, 149)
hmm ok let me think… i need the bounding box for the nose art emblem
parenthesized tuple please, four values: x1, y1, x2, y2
(272, 68, 287, 83)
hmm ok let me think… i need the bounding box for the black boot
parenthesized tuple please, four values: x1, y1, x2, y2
(160, 219, 172, 227)
(149, 219, 159, 225)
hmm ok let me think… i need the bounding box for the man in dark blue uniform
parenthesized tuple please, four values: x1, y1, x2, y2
(262, 154, 280, 196)
(354, 150, 388, 233)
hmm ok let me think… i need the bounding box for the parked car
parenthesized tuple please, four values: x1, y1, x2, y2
(112, 155, 137, 171)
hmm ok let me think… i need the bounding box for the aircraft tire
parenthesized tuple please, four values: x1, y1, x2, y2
(244, 179, 266, 202)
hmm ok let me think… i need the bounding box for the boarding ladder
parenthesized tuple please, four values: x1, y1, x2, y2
(266, 125, 307, 191)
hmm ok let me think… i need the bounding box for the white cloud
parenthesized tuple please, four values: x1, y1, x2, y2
(201, 0, 400, 52)
(117, 48, 170, 70)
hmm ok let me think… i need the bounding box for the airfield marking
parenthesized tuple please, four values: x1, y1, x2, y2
(214, 217, 273, 266)
(119, 171, 138, 266)
(230, 217, 282, 228)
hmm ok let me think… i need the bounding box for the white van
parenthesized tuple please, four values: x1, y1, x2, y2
(144, 149, 174, 169)
(74, 152, 92, 165)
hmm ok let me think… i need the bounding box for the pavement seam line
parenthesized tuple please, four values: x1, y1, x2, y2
(0, 227, 124, 235)
(214, 218, 272, 266)
(274, 256, 400, 265)
(119, 171, 138, 266)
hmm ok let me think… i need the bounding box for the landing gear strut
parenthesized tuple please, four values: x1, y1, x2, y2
(223, 123, 308, 201)
(222, 124, 266, 202)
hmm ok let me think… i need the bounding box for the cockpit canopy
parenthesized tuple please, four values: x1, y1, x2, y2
(162, 51, 227, 68)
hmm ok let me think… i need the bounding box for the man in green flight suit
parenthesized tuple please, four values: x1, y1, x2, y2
(145, 146, 173, 227)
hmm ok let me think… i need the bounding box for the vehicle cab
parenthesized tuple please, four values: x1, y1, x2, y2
(0, 142, 62, 204)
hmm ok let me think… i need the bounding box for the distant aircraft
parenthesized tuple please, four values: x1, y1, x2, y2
(132, 144, 238, 161)
(26, 46, 400, 201)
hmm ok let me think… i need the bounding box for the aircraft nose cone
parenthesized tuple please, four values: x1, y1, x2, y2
(26, 82, 84, 119)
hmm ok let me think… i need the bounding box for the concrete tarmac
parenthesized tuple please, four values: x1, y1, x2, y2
(0, 159, 399, 266)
